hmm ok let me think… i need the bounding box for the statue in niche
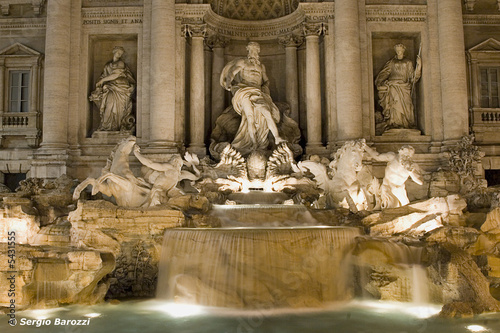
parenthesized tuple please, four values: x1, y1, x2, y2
(375, 43, 422, 133)
(89, 46, 136, 132)
(218, 42, 287, 157)
(364, 145, 423, 209)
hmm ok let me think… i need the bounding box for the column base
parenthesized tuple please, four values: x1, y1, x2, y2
(29, 147, 69, 179)
(187, 144, 206, 158)
(146, 140, 182, 154)
(305, 143, 327, 156)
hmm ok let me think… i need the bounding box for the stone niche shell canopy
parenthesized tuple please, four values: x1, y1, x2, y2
(208, 0, 299, 20)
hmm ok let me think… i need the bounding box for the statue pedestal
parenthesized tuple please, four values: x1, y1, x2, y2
(374, 128, 432, 153)
(91, 130, 132, 142)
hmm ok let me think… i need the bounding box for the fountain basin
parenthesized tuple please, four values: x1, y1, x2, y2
(157, 226, 361, 309)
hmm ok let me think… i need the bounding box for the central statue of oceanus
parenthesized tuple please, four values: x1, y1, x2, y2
(211, 42, 302, 159)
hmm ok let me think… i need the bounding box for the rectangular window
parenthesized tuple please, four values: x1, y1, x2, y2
(481, 67, 500, 108)
(9, 71, 30, 112)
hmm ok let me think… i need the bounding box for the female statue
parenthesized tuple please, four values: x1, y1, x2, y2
(90, 46, 136, 131)
(375, 43, 422, 130)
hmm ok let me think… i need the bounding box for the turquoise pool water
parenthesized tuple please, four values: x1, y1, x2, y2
(2, 300, 500, 333)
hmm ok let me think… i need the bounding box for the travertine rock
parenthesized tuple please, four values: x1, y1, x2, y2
(363, 195, 467, 237)
(0, 244, 113, 308)
(0, 198, 40, 244)
(68, 200, 185, 298)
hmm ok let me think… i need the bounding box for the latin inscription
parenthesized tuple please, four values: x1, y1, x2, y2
(83, 18, 142, 25)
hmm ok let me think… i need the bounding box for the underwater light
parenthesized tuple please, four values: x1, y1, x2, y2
(405, 306, 441, 319)
(28, 309, 58, 320)
(149, 302, 206, 318)
(84, 313, 101, 318)
(467, 325, 488, 332)
(354, 301, 441, 319)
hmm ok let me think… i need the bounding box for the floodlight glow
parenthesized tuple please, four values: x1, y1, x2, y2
(150, 302, 206, 318)
(405, 306, 441, 319)
(467, 325, 488, 332)
(84, 313, 101, 318)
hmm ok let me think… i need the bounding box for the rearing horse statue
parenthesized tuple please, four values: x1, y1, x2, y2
(73, 136, 151, 207)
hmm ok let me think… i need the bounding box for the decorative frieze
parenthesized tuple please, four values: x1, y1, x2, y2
(299, 2, 334, 21)
(366, 5, 427, 23)
(175, 4, 210, 23)
(0, 17, 45, 31)
(463, 14, 500, 25)
(82, 0, 143, 7)
(82, 7, 143, 25)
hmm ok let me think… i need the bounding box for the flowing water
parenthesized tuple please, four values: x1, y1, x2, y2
(210, 204, 318, 227)
(157, 226, 362, 308)
(4, 300, 500, 333)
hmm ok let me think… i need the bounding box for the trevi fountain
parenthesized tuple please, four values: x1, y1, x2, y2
(2, 1, 500, 332)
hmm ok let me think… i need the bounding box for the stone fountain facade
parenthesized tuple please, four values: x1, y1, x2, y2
(2, 0, 500, 318)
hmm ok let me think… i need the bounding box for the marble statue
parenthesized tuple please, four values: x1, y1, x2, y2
(211, 142, 307, 194)
(220, 42, 285, 156)
(375, 43, 422, 130)
(73, 136, 150, 207)
(73, 136, 189, 208)
(299, 140, 379, 212)
(364, 145, 423, 208)
(89, 46, 136, 132)
(133, 145, 183, 206)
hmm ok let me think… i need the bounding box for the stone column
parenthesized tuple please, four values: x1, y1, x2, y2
(149, 0, 177, 149)
(30, 59, 39, 113)
(0, 60, 4, 113)
(186, 24, 207, 157)
(279, 34, 303, 123)
(334, 0, 363, 141)
(324, 18, 336, 147)
(304, 23, 325, 151)
(437, 0, 469, 142)
(207, 34, 228, 126)
(30, 0, 71, 178)
(41, 0, 71, 149)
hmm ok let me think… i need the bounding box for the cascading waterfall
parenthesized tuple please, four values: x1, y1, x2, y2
(33, 260, 70, 305)
(157, 226, 362, 309)
(351, 238, 430, 303)
(210, 204, 318, 227)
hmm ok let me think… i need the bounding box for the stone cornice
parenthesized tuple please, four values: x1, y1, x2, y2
(299, 2, 334, 21)
(0, 17, 45, 30)
(175, 4, 211, 23)
(366, 5, 427, 23)
(82, 6, 143, 20)
(82, 0, 142, 7)
(204, 6, 305, 40)
(463, 14, 500, 25)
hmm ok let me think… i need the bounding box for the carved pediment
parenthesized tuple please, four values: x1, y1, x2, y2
(469, 38, 500, 53)
(0, 42, 41, 56)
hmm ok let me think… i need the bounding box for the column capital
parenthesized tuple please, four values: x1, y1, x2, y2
(303, 22, 326, 37)
(206, 34, 229, 49)
(183, 23, 207, 38)
(464, 0, 476, 11)
(278, 34, 304, 48)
